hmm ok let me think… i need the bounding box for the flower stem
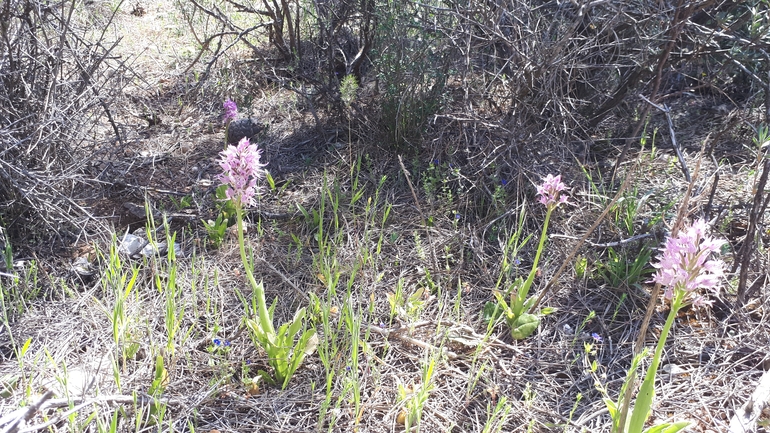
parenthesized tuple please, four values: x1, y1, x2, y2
(627, 288, 685, 433)
(531, 207, 552, 275)
(513, 207, 552, 316)
(235, 201, 274, 335)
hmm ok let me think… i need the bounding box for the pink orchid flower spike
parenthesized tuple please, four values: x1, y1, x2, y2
(223, 98, 238, 124)
(217, 137, 267, 206)
(652, 219, 726, 307)
(536, 174, 569, 209)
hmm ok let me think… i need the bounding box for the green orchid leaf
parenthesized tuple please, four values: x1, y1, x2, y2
(506, 276, 525, 295)
(523, 296, 537, 311)
(628, 382, 655, 433)
(275, 321, 288, 341)
(288, 330, 312, 368)
(280, 329, 316, 389)
(510, 313, 540, 340)
(482, 301, 504, 322)
(304, 331, 319, 356)
(257, 369, 276, 386)
(540, 306, 557, 315)
(603, 398, 617, 419)
(148, 355, 167, 396)
(643, 421, 689, 433)
(246, 318, 268, 344)
(287, 307, 306, 340)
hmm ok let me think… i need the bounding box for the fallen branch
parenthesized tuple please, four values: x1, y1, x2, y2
(367, 323, 460, 360)
(734, 158, 770, 307)
(0, 390, 53, 433)
(549, 232, 654, 248)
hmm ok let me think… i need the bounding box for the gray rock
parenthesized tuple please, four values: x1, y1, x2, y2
(227, 118, 265, 144)
(72, 256, 94, 276)
(140, 241, 182, 258)
(118, 233, 146, 257)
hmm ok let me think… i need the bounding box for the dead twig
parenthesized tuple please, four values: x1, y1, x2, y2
(256, 256, 309, 303)
(639, 94, 690, 182)
(734, 158, 770, 307)
(398, 155, 441, 274)
(549, 232, 654, 248)
(0, 390, 53, 433)
(367, 324, 460, 360)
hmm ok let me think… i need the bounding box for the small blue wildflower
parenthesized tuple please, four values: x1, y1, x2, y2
(379, 322, 386, 328)
(501, 179, 508, 186)
(246, 360, 252, 365)
(213, 338, 231, 347)
(591, 333, 602, 342)
(514, 258, 521, 266)
(432, 159, 440, 165)
(455, 213, 461, 220)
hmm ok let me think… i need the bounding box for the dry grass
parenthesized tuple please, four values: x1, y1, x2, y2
(1, 1, 770, 433)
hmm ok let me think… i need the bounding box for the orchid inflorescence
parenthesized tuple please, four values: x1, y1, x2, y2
(652, 218, 726, 307)
(217, 137, 267, 206)
(536, 174, 569, 209)
(223, 98, 238, 124)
